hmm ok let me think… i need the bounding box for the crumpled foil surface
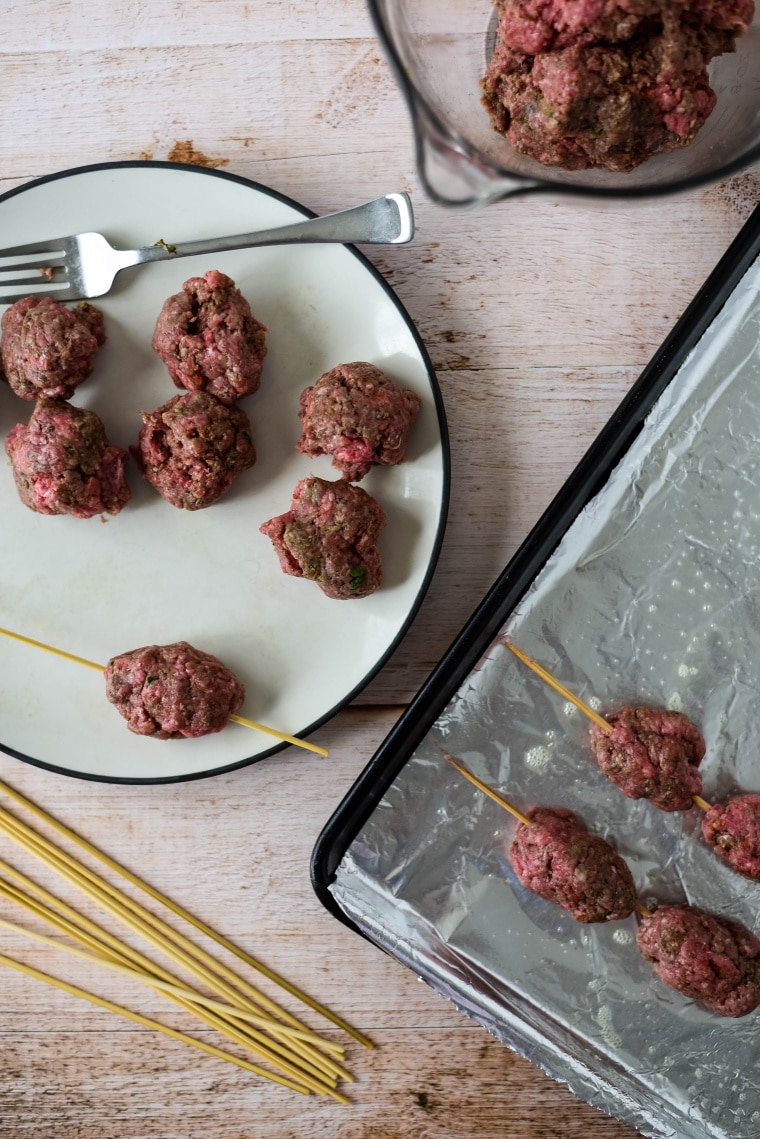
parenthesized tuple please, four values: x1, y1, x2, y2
(331, 252, 760, 1138)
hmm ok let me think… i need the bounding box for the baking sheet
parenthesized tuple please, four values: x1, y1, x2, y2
(326, 218, 760, 1137)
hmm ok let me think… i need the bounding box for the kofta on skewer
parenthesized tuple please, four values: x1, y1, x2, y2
(508, 805, 638, 923)
(637, 903, 760, 1018)
(588, 705, 705, 812)
(104, 641, 246, 740)
(701, 793, 760, 881)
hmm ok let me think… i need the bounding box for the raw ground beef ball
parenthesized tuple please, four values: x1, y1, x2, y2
(588, 705, 705, 811)
(152, 269, 267, 405)
(1, 296, 106, 400)
(5, 397, 130, 518)
(481, 0, 754, 172)
(296, 361, 421, 481)
(260, 475, 386, 599)
(132, 390, 256, 510)
(104, 641, 245, 740)
(636, 904, 760, 1017)
(702, 793, 760, 880)
(508, 805, 638, 922)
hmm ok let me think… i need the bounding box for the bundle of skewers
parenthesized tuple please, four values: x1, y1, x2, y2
(0, 777, 369, 1099)
(434, 638, 760, 1020)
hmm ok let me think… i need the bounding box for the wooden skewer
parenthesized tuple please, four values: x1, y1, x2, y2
(0, 913, 344, 1052)
(0, 950, 312, 1095)
(0, 776, 372, 1050)
(440, 751, 533, 827)
(0, 625, 328, 757)
(503, 639, 713, 811)
(0, 812, 349, 1094)
(503, 640, 612, 732)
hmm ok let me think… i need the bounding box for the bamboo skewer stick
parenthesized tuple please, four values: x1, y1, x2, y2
(0, 913, 343, 1051)
(0, 776, 372, 1049)
(0, 813, 349, 1093)
(441, 752, 533, 826)
(0, 625, 328, 757)
(502, 639, 713, 812)
(0, 873, 345, 1062)
(0, 950, 312, 1095)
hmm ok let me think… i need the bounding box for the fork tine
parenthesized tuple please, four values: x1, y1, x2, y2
(0, 275, 67, 291)
(0, 237, 69, 259)
(0, 286, 79, 305)
(0, 259, 65, 274)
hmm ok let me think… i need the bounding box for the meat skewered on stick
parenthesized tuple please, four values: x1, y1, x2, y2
(504, 642, 760, 880)
(503, 640, 711, 811)
(440, 749, 760, 1016)
(0, 626, 328, 756)
(439, 749, 645, 921)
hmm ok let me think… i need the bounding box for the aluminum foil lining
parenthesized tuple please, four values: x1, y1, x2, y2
(330, 251, 760, 1139)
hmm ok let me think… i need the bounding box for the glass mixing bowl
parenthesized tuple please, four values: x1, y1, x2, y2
(368, 0, 760, 206)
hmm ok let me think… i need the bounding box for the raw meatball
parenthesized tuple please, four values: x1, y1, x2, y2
(702, 793, 760, 880)
(104, 641, 245, 740)
(482, 0, 754, 172)
(152, 269, 267, 405)
(1, 296, 106, 400)
(132, 390, 256, 510)
(260, 475, 385, 599)
(636, 904, 760, 1017)
(5, 397, 130, 518)
(589, 705, 705, 811)
(508, 806, 637, 922)
(296, 361, 421, 481)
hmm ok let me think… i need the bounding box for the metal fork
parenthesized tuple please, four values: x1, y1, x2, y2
(0, 191, 414, 304)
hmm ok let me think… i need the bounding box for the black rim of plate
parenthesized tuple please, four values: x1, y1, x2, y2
(0, 160, 451, 785)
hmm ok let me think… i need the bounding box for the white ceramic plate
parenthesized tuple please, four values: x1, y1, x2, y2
(0, 162, 449, 783)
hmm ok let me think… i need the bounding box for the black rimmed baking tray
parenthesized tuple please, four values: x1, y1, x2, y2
(312, 202, 760, 1139)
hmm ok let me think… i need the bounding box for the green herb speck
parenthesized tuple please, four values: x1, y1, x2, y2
(350, 566, 367, 590)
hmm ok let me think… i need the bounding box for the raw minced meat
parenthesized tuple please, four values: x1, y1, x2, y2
(508, 805, 638, 921)
(296, 361, 421, 481)
(152, 269, 267, 405)
(260, 475, 386, 599)
(132, 390, 256, 510)
(1, 296, 106, 400)
(481, 0, 754, 172)
(5, 397, 130, 518)
(702, 793, 760, 880)
(636, 903, 760, 1017)
(588, 705, 705, 810)
(104, 641, 245, 740)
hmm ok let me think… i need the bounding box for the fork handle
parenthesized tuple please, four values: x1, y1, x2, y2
(123, 192, 414, 268)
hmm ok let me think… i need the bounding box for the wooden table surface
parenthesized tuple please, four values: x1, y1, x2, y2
(1, 3, 758, 1136)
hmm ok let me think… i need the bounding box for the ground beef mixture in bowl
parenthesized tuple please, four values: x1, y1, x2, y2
(508, 805, 638, 922)
(132, 390, 256, 510)
(1, 296, 106, 400)
(152, 269, 267, 405)
(5, 397, 131, 518)
(481, 0, 755, 172)
(589, 704, 705, 810)
(296, 360, 421, 481)
(105, 641, 245, 740)
(260, 474, 386, 599)
(636, 903, 760, 1017)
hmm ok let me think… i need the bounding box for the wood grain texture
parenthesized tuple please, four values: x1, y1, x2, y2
(0, 1, 758, 1133)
